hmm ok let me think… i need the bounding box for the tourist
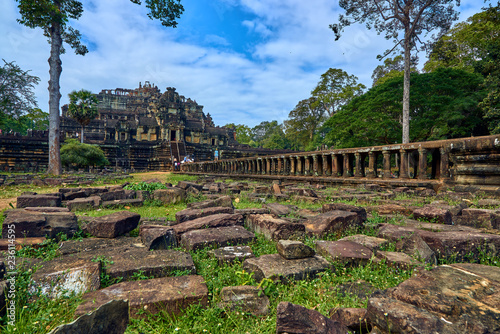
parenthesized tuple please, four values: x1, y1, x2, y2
(214, 149, 219, 161)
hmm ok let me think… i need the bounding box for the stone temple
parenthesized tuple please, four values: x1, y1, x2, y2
(0, 82, 292, 172)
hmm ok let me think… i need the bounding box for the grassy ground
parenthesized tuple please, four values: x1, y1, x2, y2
(0, 173, 498, 333)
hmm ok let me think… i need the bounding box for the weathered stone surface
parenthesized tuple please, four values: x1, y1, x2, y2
(209, 246, 255, 264)
(16, 194, 61, 208)
(180, 226, 255, 250)
(276, 302, 349, 334)
(76, 247, 196, 281)
(101, 198, 143, 209)
(177, 181, 203, 191)
(315, 240, 373, 266)
(339, 234, 388, 251)
(67, 196, 101, 212)
(378, 223, 500, 261)
(234, 208, 270, 217)
(367, 264, 500, 333)
(24, 207, 69, 212)
(243, 253, 330, 282)
(265, 202, 297, 216)
(329, 308, 369, 333)
(394, 233, 436, 265)
(86, 211, 140, 238)
(153, 188, 186, 204)
(246, 214, 305, 241)
(32, 258, 101, 298)
(367, 204, 411, 215)
(175, 206, 234, 224)
(456, 208, 500, 229)
(58, 237, 141, 255)
(412, 205, 452, 224)
(429, 200, 467, 216)
(304, 210, 363, 237)
(99, 190, 126, 202)
(0, 280, 6, 317)
(173, 213, 244, 236)
(0, 237, 46, 251)
(322, 203, 367, 221)
(2, 209, 78, 239)
(477, 199, 500, 207)
(49, 300, 129, 334)
(76, 275, 208, 319)
(218, 286, 269, 316)
(140, 225, 177, 250)
(272, 183, 282, 195)
(375, 251, 423, 269)
(63, 190, 88, 201)
(277, 240, 315, 259)
(187, 195, 233, 209)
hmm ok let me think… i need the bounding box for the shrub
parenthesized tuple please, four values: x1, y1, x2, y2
(61, 139, 109, 169)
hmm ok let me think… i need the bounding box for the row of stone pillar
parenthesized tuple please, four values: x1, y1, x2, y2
(183, 147, 450, 180)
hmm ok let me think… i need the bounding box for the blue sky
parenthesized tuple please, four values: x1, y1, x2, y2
(0, 0, 489, 127)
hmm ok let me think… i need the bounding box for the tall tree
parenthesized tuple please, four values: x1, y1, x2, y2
(284, 97, 326, 150)
(331, 0, 460, 144)
(15, 0, 184, 175)
(67, 89, 98, 143)
(311, 68, 365, 117)
(371, 55, 417, 86)
(0, 59, 40, 124)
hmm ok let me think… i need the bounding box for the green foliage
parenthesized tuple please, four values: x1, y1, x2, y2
(284, 97, 326, 150)
(0, 108, 49, 135)
(60, 138, 110, 168)
(372, 55, 418, 87)
(324, 68, 488, 148)
(67, 89, 98, 142)
(91, 255, 123, 288)
(224, 123, 254, 146)
(124, 181, 168, 192)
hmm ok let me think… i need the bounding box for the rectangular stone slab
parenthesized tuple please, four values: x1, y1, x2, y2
(180, 226, 255, 250)
(172, 213, 244, 235)
(243, 253, 330, 282)
(246, 214, 305, 241)
(75, 275, 208, 319)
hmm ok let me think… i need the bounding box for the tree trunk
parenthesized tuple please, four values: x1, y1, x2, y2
(402, 28, 411, 144)
(81, 126, 84, 143)
(47, 21, 63, 175)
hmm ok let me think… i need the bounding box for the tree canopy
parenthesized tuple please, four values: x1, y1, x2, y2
(331, 0, 461, 144)
(67, 89, 98, 143)
(60, 138, 109, 169)
(323, 68, 488, 148)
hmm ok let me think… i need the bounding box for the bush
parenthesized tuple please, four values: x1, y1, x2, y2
(124, 182, 168, 192)
(61, 139, 109, 169)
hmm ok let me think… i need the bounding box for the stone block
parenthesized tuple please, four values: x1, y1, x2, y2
(173, 213, 244, 236)
(243, 253, 330, 282)
(0, 237, 46, 251)
(375, 251, 423, 269)
(303, 210, 363, 238)
(395, 233, 436, 265)
(49, 300, 129, 334)
(339, 234, 388, 252)
(180, 226, 255, 250)
(456, 208, 500, 229)
(322, 203, 367, 221)
(246, 214, 305, 241)
(153, 188, 186, 204)
(412, 205, 452, 224)
(177, 181, 203, 191)
(139, 225, 177, 250)
(67, 196, 101, 212)
(209, 246, 255, 264)
(16, 194, 61, 208)
(58, 237, 142, 255)
(99, 190, 126, 202)
(264, 202, 297, 216)
(277, 240, 315, 260)
(186, 195, 233, 210)
(329, 308, 369, 332)
(315, 240, 373, 266)
(86, 211, 140, 238)
(63, 190, 88, 201)
(2, 209, 78, 239)
(218, 286, 269, 316)
(175, 206, 234, 224)
(76, 276, 208, 319)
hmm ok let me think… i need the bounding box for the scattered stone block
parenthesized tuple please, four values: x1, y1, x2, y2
(271, 183, 282, 195)
(234, 208, 270, 218)
(173, 213, 244, 236)
(31, 258, 101, 298)
(63, 190, 88, 201)
(367, 204, 411, 215)
(277, 240, 315, 259)
(218, 286, 269, 316)
(76, 275, 208, 319)
(304, 210, 363, 237)
(265, 202, 297, 216)
(177, 181, 203, 191)
(456, 208, 500, 229)
(140, 225, 177, 250)
(99, 190, 126, 202)
(243, 253, 330, 282)
(175, 206, 234, 224)
(375, 251, 423, 269)
(49, 300, 129, 334)
(477, 199, 500, 207)
(322, 203, 367, 221)
(0, 237, 46, 251)
(153, 188, 186, 204)
(67, 196, 101, 212)
(329, 308, 370, 333)
(187, 195, 233, 210)
(2, 209, 78, 239)
(276, 302, 349, 334)
(367, 264, 500, 333)
(180, 226, 255, 250)
(86, 211, 140, 238)
(101, 198, 143, 209)
(246, 214, 305, 241)
(209, 246, 255, 264)
(339, 234, 388, 252)
(412, 205, 452, 224)
(16, 194, 61, 208)
(395, 233, 436, 265)
(58, 237, 142, 255)
(24, 207, 69, 213)
(315, 240, 373, 266)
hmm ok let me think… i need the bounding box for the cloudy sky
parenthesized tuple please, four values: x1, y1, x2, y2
(1, 0, 488, 127)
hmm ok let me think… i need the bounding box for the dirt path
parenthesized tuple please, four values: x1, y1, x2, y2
(0, 198, 16, 211)
(131, 171, 172, 182)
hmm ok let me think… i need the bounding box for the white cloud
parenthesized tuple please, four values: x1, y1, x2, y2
(0, 0, 487, 128)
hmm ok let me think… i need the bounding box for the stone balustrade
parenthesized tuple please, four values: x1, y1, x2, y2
(181, 135, 500, 187)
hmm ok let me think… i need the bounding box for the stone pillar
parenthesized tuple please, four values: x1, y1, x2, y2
(331, 154, 339, 177)
(342, 154, 350, 177)
(439, 148, 450, 179)
(296, 157, 302, 175)
(418, 148, 428, 180)
(355, 152, 363, 177)
(312, 154, 318, 176)
(284, 157, 289, 175)
(383, 151, 391, 179)
(399, 149, 409, 179)
(367, 152, 376, 178)
(322, 154, 330, 176)
(277, 157, 283, 175)
(304, 156, 310, 176)
(290, 157, 296, 175)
